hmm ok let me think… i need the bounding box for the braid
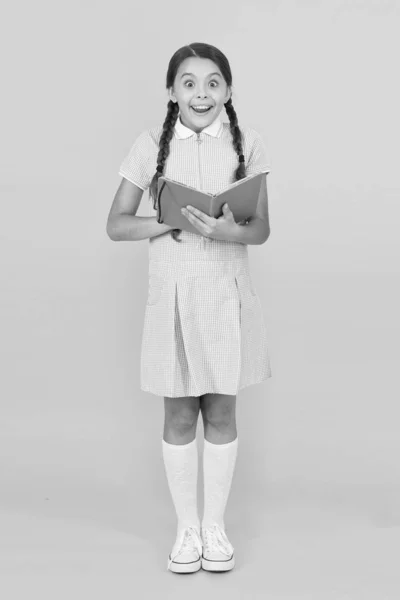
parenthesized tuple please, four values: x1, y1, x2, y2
(148, 100, 182, 242)
(224, 97, 247, 181)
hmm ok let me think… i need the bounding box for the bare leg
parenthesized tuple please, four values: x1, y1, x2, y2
(163, 395, 200, 443)
(200, 393, 237, 444)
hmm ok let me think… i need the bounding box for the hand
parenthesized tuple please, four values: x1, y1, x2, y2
(181, 203, 241, 242)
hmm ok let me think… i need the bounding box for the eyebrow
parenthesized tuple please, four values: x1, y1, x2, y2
(180, 72, 222, 79)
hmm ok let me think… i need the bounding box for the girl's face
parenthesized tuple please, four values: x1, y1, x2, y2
(169, 57, 231, 133)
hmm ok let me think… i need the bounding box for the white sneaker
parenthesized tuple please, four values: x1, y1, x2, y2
(167, 526, 203, 573)
(201, 524, 235, 572)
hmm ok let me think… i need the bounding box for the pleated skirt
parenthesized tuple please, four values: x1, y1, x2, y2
(140, 229, 272, 397)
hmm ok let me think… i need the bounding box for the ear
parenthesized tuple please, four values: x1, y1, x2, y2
(224, 87, 232, 104)
(169, 88, 176, 103)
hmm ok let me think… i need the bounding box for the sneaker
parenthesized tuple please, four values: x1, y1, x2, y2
(167, 526, 203, 573)
(201, 524, 235, 572)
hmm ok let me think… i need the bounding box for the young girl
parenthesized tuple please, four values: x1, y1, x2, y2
(108, 42, 272, 574)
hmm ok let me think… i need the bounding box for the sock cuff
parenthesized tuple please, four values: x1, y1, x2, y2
(203, 436, 238, 450)
(162, 437, 197, 450)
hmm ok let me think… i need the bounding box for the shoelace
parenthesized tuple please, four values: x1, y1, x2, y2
(202, 524, 234, 557)
(168, 526, 203, 571)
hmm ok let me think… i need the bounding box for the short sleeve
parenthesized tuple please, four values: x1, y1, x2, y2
(118, 130, 155, 190)
(245, 129, 271, 176)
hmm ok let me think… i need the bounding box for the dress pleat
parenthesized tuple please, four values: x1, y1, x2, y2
(140, 242, 271, 397)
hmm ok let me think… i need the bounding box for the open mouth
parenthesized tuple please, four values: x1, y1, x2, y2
(191, 106, 213, 115)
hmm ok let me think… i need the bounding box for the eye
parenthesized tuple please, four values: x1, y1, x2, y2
(184, 80, 219, 88)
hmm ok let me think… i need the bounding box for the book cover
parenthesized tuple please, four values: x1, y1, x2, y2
(156, 172, 263, 234)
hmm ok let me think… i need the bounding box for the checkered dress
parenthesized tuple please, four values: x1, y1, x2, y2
(118, 114, 272, 397)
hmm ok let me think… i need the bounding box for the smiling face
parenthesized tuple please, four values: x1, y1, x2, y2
(169, 57, 231, 134)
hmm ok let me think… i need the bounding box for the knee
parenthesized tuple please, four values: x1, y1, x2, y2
(169, 412, 198, 433)
(202, 406, 235, 429)
(164, 397, 200, 433)
(201, 394, 236, 429)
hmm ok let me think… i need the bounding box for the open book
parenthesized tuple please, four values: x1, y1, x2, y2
(155, 172, 264, 234)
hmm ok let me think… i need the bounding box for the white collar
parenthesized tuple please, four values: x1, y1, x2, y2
(174, 113, 223, 139)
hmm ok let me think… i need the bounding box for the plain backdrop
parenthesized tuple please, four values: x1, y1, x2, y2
(1, 0, 400, 598)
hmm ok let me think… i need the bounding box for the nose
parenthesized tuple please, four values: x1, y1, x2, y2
(196, 88, 207, 98)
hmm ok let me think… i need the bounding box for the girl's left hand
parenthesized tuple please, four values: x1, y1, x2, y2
(181, 203, 239, 242)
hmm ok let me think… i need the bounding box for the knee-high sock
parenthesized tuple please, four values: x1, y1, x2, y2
(202, 437, 238, 530)
(162, 438, 200, 538)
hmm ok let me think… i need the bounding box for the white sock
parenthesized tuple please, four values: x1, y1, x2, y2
(162, 438, 200, 539)
(202, 436, 239, 531)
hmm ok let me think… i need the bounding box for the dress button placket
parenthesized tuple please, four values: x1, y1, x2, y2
(196, 132, 204, 250)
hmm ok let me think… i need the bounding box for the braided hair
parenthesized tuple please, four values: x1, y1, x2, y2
(148, 42, 247, 243)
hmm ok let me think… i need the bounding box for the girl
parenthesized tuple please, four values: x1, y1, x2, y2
(107, 42, 272, 574)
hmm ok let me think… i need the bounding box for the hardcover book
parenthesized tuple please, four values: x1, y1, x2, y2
(155, 172, 264, 234)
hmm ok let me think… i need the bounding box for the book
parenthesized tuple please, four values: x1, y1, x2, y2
(155, 172, 264, 234)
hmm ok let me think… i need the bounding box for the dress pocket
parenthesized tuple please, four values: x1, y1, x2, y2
(234, 271, 259, 332)
(235, 270, 257, 298)
(146, 273, 165, 306)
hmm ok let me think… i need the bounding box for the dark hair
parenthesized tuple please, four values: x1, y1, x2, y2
(148, 42, 247, 242)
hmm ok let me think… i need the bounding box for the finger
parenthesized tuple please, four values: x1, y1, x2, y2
(183, 209, 206, 233)
(222, 204, 236, 224)
(186, 205, 214, 226)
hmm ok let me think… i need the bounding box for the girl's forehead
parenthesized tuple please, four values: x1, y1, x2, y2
(176, 57, 222, 78)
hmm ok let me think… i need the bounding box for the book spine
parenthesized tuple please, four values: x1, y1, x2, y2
(210, 194, 218, 217)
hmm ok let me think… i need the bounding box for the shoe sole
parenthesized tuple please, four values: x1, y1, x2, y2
(168, 554, 202, 573)
(201, 554, 235, 572)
